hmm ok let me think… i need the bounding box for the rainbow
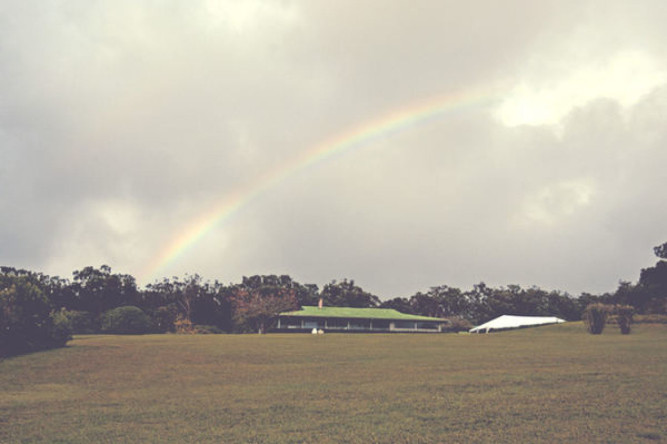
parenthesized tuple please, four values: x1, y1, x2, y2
(138, 87, 498, 283)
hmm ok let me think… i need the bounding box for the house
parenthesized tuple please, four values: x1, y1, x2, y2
(276, 305, 449, 333)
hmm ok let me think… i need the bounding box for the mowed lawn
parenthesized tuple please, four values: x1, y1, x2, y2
(1, 324, 666, 443)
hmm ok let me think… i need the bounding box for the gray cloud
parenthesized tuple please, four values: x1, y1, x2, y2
(1, 1, 665, 297)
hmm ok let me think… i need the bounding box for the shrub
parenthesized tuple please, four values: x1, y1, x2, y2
(58, 310, 97, 334)
(174, 314, 195, 334)
(49, 310, 73, 346)
(171, 317, 223, 334)
(101, 306, 151, 335)
(0, 277, 71, 357)
(613, 305, 634, 334)
(445, 317, 473, 332)
(633, 314, 667, 324)
(582, 303, 610, 334)
(146, 304, 178, 333)
(191, 324, 224, 334)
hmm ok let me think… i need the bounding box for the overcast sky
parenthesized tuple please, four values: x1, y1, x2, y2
(1, 0, 666, 298)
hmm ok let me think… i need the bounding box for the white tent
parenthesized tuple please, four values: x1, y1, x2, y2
(469, 315, 565, 333)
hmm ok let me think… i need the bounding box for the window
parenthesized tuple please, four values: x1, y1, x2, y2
(304, 319, 324, 329)
(372, 320, 390, 330)
(349, 319, 371, 330)
(327, 318, 348, 329)
(281, 317, 301, 328)
(416, 322, 438, 330)
(394, 321, 416, 330)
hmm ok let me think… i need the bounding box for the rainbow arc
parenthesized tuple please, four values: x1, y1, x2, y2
(139, 88, 498, 283)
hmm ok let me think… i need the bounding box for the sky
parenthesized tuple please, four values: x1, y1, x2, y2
(1, 0, 666, 299)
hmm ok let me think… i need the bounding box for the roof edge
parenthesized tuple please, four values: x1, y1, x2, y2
(279, 305, 447, 322)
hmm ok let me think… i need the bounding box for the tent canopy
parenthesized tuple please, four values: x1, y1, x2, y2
(469, 315, 565, 333)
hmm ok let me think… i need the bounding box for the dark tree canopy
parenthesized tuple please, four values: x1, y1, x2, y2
(379, 297, 414, 314)
(654, 242, 667, 260)
(231, 281, 299, 334)
(2, 240, 666, 349)
(1, 273, 71, 357)
(321, 279, 380, 308)
(240, 275, 319, 307)
(71, 265, 138, 317)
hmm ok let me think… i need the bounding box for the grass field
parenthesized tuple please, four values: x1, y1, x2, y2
(1, 323, 666, 443)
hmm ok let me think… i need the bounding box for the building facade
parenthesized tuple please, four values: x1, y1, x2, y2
(276, 306, 449, 333)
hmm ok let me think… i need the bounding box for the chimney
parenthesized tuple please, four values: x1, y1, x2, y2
(318, 298, 323, 309)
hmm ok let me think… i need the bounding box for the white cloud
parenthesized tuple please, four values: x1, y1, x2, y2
(200, 0, 299, 34)
(497, 49, 667, 127)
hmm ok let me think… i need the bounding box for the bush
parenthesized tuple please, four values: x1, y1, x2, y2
(49, 310, 73, 346)
(174, 314, 195, 334)
(633, 314, 667, 324)
(58, 310, 97, 334)
(582, 303, 610, 335)
(101, 306, 151, 335)
(148, 304, 178, 333)
(0, 277, 71, 357)
(191, 324, 224, 334)
(613, 305, 634, 334)
(445, 317, 473, 332)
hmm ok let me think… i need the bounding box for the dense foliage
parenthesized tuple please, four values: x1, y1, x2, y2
(101, 306, 152, 334)
(582, 303, 610, 334)
(612, 304, 635, 335)
(231, 285, 298, 334)
(1, 272, 71, 357)
(1, 242, 665, 352)
(321, 279, 380, 308)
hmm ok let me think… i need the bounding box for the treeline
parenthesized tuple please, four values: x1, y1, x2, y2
(2, 242, 666, 357)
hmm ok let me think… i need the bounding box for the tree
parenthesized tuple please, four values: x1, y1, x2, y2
(240, 275, 319, 307)
(294, 282, 320, 307)
(613, 305, 634, 335)
(190, 280, 232, 331)
(71, 265, 138, 320)
(464, 282, 494, 324)
(481, 285, 524, 319)
(321, 279, 380, 308)
(653, 242, 667, 260)
(143, 275, 232, 332)
(624, 242, 667, 314)
(636, 261, 667, 313)
(1, 274, 70, 357)
(409, 292, 442, 318)
(543, 289, 579, 321)
(230, 285, 298, 334)
(380, 297, 414, 314)
(101, 306, 151, 334)
(577, 292, 603, 317)
(583, 303, 610, 334)
(426, 285, 473, 318)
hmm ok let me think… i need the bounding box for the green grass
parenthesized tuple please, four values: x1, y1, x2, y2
(1, 323, 666, 443)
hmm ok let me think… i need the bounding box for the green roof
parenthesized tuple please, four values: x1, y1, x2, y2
(279, 306, 446, 322)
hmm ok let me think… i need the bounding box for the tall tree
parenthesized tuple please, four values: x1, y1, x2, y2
(635, 261, 667, 313)
(143, 275, 232, 331)
(1, 273, 70, 357)
(380, 297, 414, 314)
(409, 292, 442, 318)
(427, 285, 471, 318)
(71, 265, 138, 318)
(240, 275, 319, 307)
(230, 284, 298, 333)
(653, 242, 667, 260)
(321, 279, 380, 308)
